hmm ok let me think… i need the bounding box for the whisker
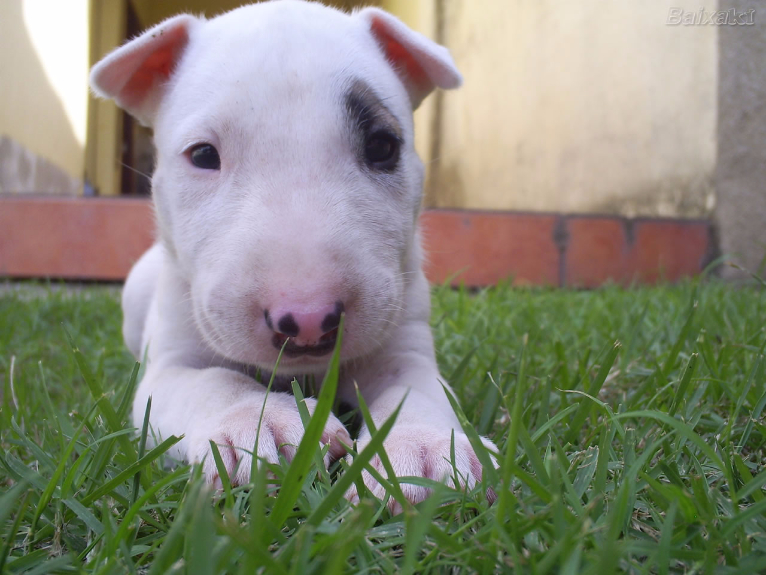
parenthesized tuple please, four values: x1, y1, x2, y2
(121, 162, 153, 181)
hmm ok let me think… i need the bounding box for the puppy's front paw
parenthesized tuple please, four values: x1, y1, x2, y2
(188, 394, 350, 487)
(346, 425, 498, 514)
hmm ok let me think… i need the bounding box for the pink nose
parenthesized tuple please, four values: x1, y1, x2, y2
(264, 301, 344, 346)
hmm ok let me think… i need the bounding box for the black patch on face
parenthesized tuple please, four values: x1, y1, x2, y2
(344, 79, 403, 173)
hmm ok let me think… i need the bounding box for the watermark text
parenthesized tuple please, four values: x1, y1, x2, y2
(667, 7, 755, 26)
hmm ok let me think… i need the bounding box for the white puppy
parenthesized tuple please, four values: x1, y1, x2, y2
(91, 0, 497, 510)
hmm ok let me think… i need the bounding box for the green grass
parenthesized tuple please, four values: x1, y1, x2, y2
(1, 279, 765, 573)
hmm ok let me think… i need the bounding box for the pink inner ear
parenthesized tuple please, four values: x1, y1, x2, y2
(371, 18, 430, 93)
(119, 26, 188, 110)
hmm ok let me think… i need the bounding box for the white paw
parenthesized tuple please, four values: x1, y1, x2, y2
(187, 393, 350, 487)
(345, 425, 498, 514)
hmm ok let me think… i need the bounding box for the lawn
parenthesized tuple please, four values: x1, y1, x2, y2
(1, 279, 765, 574)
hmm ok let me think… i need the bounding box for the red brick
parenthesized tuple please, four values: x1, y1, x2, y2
(565, 216, 711, 286)
(0, 198, 711, 286)
(0, 196, 154, 280)
(631, 220, 710, 282)
(565, 217, 629, 287)
(420, 210, 561, 286)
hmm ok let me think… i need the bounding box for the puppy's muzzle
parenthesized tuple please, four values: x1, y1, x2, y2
(264, 302, 344, 357)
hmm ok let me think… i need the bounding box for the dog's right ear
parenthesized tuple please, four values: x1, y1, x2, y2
(356, 7, 462, 109)
(90, 14, 199, 126)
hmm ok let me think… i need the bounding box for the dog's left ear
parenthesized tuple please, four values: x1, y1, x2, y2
(357, 7, 462, 109)
(90, 14, 200, 126)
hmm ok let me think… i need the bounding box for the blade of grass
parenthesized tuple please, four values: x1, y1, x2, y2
(736, 466, 766, 503)
(401, 483, 446, 575)
(107, 466, 189, 556)
(147, 474, 200, 575)
(738, 387, 766, 453)
(252, 339, 286, 480)
(80, 435, 182, 506)
(661, 300, 697, 380)
(30, 405, 94, 535)
(0, 489, 30, 573)
(271, 315, 345, 526)
(615, 410, 729, 487)
(352, 383, 410, 512)
(116, 362, 141, 423)
(132, 396, 152, 507)
(305, 397, 403, 527)
(186, 482, 215, 575)
(67, 331, 136, 460)
(656, 499, 678, 575)
(667, 353, 697, 418)
(565, 340, 620, 444)
(209, 440, 234, 508)
(292, 380, 331, 486)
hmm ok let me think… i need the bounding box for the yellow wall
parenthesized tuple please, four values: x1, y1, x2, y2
(0, 0, 90, 191)
(86, 0, 127, 197)
(381, 0, 440, 203)
(131, 0, 376, 27)
(428, 0, 718, 217)
(0, 0, 720, 217)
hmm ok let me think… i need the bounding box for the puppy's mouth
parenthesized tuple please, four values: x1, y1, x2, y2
(272, 328, 339, 357)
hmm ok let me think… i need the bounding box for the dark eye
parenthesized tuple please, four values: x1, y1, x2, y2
(364, 131, 400, 170)
(189, 144, 221, 170)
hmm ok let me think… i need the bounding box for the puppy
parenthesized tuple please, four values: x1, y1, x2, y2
(91, 0, 497, 511)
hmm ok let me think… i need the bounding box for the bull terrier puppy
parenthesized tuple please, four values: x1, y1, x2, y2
(91, 0, 497, 511)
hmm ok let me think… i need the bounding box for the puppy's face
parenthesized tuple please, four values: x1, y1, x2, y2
(155, 5, 423, 372)
(91, 1, 461, 373)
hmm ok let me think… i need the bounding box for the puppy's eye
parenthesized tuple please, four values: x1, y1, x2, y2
(364, 131, 400, 170)
(189, 144, 221, 170)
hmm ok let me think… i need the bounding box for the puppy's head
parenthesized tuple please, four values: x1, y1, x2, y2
(91, 0, 461, 373)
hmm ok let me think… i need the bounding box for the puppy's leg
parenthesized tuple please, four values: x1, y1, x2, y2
(122, 243, 164, 359)
(134, 262, 350, 486)
(342, 278, 498, 513)
(133, 366, 350, 486)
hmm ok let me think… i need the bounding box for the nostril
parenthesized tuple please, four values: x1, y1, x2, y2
(277, 313, 300, 337)
(263, 309, 274, 331)
(320, 301, 345, 334)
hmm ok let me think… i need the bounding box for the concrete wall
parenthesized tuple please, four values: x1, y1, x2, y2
(0, 0, 89, 194)
(131, 0, 374, 25)
(428, 0, 718, 217)
(715, 0, 766, 278)
(0, 0, 734, 226)
(85, 0, 127, 197)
